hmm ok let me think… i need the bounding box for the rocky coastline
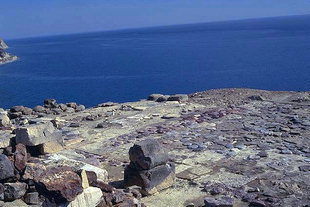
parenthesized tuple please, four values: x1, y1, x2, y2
(0, 88, 309, 207)
(0, 39, 17, 65)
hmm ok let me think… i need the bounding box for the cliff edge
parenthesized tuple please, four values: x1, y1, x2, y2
(0, 39, 17, 65)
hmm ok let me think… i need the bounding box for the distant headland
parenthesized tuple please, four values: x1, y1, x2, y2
(0, 39, 18, 65)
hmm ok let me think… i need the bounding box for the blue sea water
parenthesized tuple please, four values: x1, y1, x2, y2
(1, 15, 310, 109)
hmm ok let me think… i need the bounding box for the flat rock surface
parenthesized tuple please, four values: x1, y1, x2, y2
(6, 88, 310, 207)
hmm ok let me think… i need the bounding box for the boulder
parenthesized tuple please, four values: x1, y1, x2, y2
(44, 99, 57, 108)
(129, 139, 169, 170)
(124, 162, 175, 195)
(167, 94, 189, 102)
(13, 144, 28, 172)
(148, 94, 165, 101)
(39, 140, 64, 154)
(15, 122, 62, 146)
(66, 102, 78, 109)
(33, 105, 46, 113)
(0, 132, 12, 149)
(67, 187, 103, 207)
(156, 95, 170, 102)
(3, 182, 27, 201)
(0, 113, 11, 127)
(75, 105, 86, 112)
(23, 162, 46, 181)
(24, 192, 40, 205)
(0, 154, 15, 181)
(37, 166, 83, 202)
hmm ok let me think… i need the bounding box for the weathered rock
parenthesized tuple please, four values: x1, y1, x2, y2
(167, 94, 189, 102)
(23, 162, 46, 181)
(33, 105, 46, 113)
(37, 166, 83, 202)
(67, 102, 78, 109)
(13, 143, 28, 172)
(204, 196, 234, 207)
(0, 154, 15, 181)
(3, 182, 27, 201)
(0, 132, 12, 149)
(44, 99, 57, 108)
(0, 199, 28, 207)
(128, 139, 169, 170)
(148, 94, 165, 101)
(24, 192, 40, 205)
(124, 162, 175, 195)
(75, 105, 86, 112)
(67, 187, 103, 207)
(39, 140, 64, 154)
(0, 113, 11, 127)
(15, 122, 62, 146)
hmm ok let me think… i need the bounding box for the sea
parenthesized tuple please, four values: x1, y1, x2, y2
(1, 15, 310, 109)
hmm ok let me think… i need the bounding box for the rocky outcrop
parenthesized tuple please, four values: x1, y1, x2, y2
(0, 88, 310, 206)
(0, 39, 17, 65)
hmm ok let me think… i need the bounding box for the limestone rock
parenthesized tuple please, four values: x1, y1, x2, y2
(15, 122, 62, 146)
(67, 187, 103, 207)
(0, 154, 15, 181)
(129, 139, 169, 170)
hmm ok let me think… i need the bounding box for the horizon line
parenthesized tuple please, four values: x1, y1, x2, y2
(7, 13, 310, 41)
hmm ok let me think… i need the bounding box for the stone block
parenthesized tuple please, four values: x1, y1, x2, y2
(124, 162, 175, 195)
(129, 139, 169, 170)
(15, 122, 62, 146)
(0, 154, 15, 181)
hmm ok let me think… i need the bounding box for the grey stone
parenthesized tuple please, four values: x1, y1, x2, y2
(24, 192, 40, 205)
(15, 122, 62, 146)
(167, 94, 189, 102)
(0, 113, 11, 127)
(0, 154, 15, 181)
(33, 106, 46, 113)
(148, 94, 165, 101)
(3, 183, 27, 201)
(75, 105, 86, 112)
(204, 196, 234, 207)
(124, 163, 175, 195)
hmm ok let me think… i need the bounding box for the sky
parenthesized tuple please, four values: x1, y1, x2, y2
(1, 0, 310, 39)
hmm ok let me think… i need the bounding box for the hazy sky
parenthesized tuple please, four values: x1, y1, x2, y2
(1, 0, 310, 39)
